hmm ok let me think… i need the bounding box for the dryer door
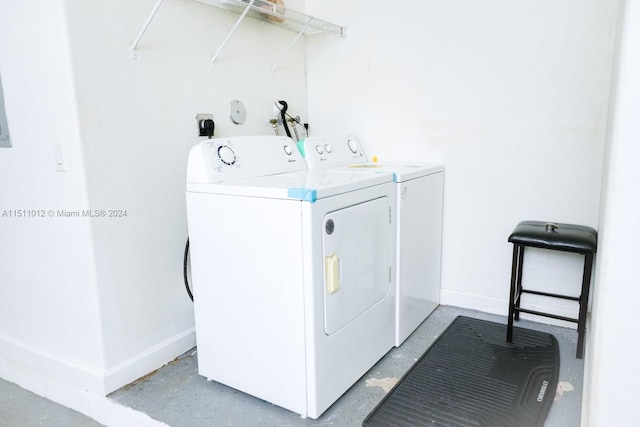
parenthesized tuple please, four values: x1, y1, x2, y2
(322, 197, 391, 335)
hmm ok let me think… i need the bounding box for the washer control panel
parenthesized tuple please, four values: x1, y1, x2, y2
(304, 136, 367, 170)
(187, 136, 305, 184)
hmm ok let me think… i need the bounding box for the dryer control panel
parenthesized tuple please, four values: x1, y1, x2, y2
(187, 135, 306, 184)
(304, 136, 367, 170)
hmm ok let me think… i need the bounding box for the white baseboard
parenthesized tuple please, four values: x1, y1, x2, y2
(103, 327, 196, 394)
(441, 288, 506, 316)
(0, 327, 196, 426)
(0, 332, 107, 393)
(0, 360, 168, 427)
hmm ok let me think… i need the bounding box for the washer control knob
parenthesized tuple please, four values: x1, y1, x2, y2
(347, 138, 358, 153)
(217, 145, 236, 165)
(315, 145, 324, 155)
(325, 144, 332, 153)
(283, 145, 293, 155)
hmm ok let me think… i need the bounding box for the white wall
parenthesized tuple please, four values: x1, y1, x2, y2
(0, 0, 309, 404)
(305, 0, 619, 320)
(0, 0, 106, 392)
(584, 0, 640, 424)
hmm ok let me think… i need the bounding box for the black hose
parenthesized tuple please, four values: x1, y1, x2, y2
(183, 237, 194, 302)
(278, 100, 292, 138)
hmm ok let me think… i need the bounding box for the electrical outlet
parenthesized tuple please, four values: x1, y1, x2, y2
(196, 114, 214, 137)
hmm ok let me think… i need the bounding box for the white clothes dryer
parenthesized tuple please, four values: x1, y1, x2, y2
(304, 136, 444, 346)
(185, 136, 396, 419)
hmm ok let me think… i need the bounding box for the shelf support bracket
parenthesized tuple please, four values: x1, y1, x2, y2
(271, 20, 310, 72)
(130, 0, 166, 59)
(210, 0, 256, 65)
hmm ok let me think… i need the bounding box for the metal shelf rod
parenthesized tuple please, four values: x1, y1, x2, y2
(130, 0, 166, 58)
(210, 0, 256, 64)
(271, 20, 309, 72)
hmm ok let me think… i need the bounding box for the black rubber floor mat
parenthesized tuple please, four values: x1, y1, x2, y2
(363, 316, 559, 427)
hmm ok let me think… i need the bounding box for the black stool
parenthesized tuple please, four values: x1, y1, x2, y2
(506, 220, 597, 359)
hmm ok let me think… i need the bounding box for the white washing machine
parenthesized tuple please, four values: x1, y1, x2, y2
(185, 136, 396, 419)
(304, 136, 444, 346)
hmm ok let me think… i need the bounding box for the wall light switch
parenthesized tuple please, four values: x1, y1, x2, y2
(54, 144, 66, 172)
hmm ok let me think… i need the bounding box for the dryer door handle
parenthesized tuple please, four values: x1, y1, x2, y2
(325, 254, 340, 295)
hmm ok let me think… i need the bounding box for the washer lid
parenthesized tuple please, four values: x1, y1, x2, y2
(346, 162, 444, 182)
(186, 169, 395, 202)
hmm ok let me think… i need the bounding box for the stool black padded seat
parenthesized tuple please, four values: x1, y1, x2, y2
(509, 220, 597, 253)
(506, 220, 597, 359)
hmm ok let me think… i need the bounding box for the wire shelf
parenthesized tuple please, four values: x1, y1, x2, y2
(131, 0, 345, 69)
(209, 0, 344, 36)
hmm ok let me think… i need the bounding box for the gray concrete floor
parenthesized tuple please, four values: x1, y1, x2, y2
(109, 305, 584, 426)
(0, 378, 104, 427)
(0, 305, 584, 426)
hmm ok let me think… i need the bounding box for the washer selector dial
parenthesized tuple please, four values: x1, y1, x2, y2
(217, 145, 236, 165)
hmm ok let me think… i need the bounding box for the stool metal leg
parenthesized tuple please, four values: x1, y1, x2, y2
(507, 244, 519, 342)
(576, 252, 594, 359)
(514, 245, 525, 321)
